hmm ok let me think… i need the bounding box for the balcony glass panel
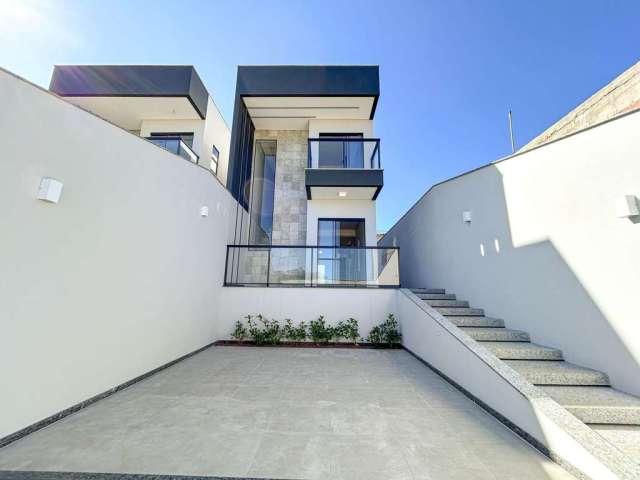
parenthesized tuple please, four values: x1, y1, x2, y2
(145, 136, 199, 164)
(308, 137, 380, 169)
(225, 245, 399, 288)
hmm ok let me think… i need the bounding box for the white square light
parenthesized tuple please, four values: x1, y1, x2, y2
(200, 206, 209, 217)
(462, 211, 472, 223)
(338, 191, 348, 197)
(37, 177, 63, 204)
(616, 195, 639, 218)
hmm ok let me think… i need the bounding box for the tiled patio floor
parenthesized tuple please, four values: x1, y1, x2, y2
(0, 347, 574, 479)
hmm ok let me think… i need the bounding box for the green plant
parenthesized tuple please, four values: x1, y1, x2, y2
(366, 314, 402, 346)
(366, 325, 384, 344)
(335, 318, 360, 344)
(283, 319, 307, 342)
(231, 320, 248, 341)
(259, 315, 282, 345)
(247, 315, 264, 344)
(309, 315, 334, 344)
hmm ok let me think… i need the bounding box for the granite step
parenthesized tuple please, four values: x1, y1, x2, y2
(416, 293, 457, 300)
(484, 342, 563, 360)
(461, 327, 530, 342)
(591, 425, 640, 463)
(448, 316, 505, 328)
(435, 307, 485, 316)
(411, 288, 445, 294)
(506, 360, 610, 386)
(426, 299, 469, 308)
(542, 386, 640, 425)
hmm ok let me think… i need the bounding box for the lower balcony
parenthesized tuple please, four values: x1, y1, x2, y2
(224, 245, 400, 288)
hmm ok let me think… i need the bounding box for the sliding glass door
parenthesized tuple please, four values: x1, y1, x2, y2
(318, 133, 364, 168)
(317, 219, 367, 284)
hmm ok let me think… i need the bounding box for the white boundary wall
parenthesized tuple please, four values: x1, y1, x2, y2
(0, 69, 237, 438)
(219, 287, 397, 339)
(381, 111, 640, 397)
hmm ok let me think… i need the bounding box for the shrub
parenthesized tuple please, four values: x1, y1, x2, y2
(247, 315, 266, 344)
(231, 320, 248, 341)
(366, 325, 384, 344)
(259, 315, 282, 345)
(335, 318, 359, 344)
(366, 314, 402, 346)
(309, 315, 334, 344)
(283, 318, 307, 342)
(246, 314, 282, 345)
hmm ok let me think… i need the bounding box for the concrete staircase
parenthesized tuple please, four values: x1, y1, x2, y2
(411, 288, 640, 463)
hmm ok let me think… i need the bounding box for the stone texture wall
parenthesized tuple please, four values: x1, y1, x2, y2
(520, 61, 640, 152)
(254, 130, 308, 284)
(254, 130, 308, 245)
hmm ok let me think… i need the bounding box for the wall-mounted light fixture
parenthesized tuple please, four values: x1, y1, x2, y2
(616, 195, 639, 218)
(200, 206, 209, 217)
(462, 211, 472, 223)
(36, 177, 63, 204)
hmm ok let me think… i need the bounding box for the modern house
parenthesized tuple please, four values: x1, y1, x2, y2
(1, 61, 640, 480)
(49, 65, 230, 183)
(223, 65, 397, 287)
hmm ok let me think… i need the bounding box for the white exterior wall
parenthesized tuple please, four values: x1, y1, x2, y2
(220, 288, 397, 340)
(202, 97, 231, 186)
(0, 69, 236, 438)
(308, 119, 373, 138)
(381, 111, 640, 397)
(306, 199, 377, 246)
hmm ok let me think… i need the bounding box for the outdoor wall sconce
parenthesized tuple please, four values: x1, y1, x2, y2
(200, 206, 209, 217)
(616, 195, 639, 218)
(462, 211, 472, 223)
(36, 177, 63, 204)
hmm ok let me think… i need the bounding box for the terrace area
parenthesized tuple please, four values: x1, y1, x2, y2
(0, 347, 573, 480)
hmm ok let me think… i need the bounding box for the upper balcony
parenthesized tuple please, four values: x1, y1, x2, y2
(145, 135, 199, 164)
(305, 136, 383, 200)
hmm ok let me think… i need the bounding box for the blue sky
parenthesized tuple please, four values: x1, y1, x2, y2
(1, 0, 638, 231)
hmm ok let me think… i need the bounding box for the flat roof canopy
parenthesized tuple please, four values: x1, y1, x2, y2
(60, 96, 202, 131)
(50, 65, 209, 119)
(244, 96, 375, 130)
(237, 65, 379, 130)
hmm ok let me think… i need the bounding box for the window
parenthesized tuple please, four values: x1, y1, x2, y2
(211, 145, 220, 175)
(248, 140, 277, 245)
(318, 133, 364, 168)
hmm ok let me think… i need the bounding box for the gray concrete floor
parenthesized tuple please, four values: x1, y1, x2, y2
(0, 347, 575, 479)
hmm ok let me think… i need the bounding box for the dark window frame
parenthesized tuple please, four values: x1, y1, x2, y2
(211, 144, 220, 175)
(317, 217, 367, 247)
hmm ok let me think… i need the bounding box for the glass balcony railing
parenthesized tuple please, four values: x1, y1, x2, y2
(224, 245, 399, 288)
(308, 138, 381, 169)
(145, 136, 199, 164)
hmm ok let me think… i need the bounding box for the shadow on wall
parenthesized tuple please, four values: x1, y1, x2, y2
(382, 125, 640, 396)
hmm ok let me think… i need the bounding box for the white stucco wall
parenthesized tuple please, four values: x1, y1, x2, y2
(308, 119, 374, 138)
(0, 69, 236, 438)
(306, 199, 377, 246)
(219, 287, 397, 340)
(381, 110, 640, 396)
